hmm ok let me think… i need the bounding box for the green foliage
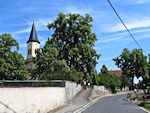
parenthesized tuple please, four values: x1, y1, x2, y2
(99, 73, 121, 93)
(0, 33, 19, 55)
(120, 75, 129, 90)
(92, 70, 101, 85)
(139, 102, 150, 111)
(113, 48, 149, 90)
(33, 43, 84, 82)
(115, 87, 120, 93)
(69, 67, 84, 83)
(95, 65, 121, 93)
(0, 33, 28, 80)
(139, 101, 147, 107)
(100, 65, 108, 75)
(47, 13, 100, 83)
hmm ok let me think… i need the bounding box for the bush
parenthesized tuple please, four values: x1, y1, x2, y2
(139, 101, 147, 107)
(99, 73, 121, 93)
(114, 88, 120, 93)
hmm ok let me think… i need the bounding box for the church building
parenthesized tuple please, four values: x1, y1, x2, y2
(25, 21, 40, 69)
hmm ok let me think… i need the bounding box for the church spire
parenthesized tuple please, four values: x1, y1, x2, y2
(27, 20, 40, 44)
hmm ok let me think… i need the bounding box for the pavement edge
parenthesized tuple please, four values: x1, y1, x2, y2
(139, 106, 150, 113)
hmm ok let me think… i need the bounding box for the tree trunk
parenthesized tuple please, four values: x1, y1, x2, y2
(130, 77, 134, 90)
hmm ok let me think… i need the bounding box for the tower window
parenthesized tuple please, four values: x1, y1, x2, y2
(28, 49, 32, 55)
(30, 49, 31, 54)
(28, 49, 30, 55)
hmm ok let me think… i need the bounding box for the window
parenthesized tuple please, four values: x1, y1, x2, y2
(28, 49, 32, 55)
(30, 49, 32, 55)
(35, 49, 37, 54)
(28, 49, 30, 55)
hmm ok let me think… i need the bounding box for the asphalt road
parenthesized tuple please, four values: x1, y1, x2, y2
(82, 94, 146, 113)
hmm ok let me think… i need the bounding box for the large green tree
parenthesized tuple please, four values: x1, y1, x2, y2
(113, 48, 149, 90)
(32, 43, 84, 82)
(0, 33, 28, 80)
(47, 13, 100, 82)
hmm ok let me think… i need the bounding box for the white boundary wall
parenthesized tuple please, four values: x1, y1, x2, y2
(0, 87, 66, 113)
(93, 85, 112, 94)
(0, 81, 82, 113)
(65, 81, 82, 101)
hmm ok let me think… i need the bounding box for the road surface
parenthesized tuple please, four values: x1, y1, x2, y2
(82, 94, 146, 113)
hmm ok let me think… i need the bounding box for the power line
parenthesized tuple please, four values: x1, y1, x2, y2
(107, 0, 148, 55)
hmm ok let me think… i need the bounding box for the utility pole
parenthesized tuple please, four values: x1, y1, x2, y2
(148, 54, 150, 64)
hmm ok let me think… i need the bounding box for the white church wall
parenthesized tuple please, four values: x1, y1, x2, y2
(31, 42, 40, 57)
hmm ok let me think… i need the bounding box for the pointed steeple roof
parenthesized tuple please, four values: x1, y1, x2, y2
(27, 20, 40, 44)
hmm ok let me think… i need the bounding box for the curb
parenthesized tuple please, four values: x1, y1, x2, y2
(139, 106, 150, 113)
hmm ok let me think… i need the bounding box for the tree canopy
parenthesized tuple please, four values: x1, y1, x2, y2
(100, 65, 108, 75)
(99, 73, 121, 93)
(32, 43, 84, 82)
(113, 48, 149, 90)
(120, 74, 129, 90)
(47, 13, 100, 82)
(0, 33, 28, 80)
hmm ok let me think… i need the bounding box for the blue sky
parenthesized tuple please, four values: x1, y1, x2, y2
(1, 0, 150, 73)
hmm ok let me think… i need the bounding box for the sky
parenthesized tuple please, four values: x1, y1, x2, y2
(1, 0, 150, 74)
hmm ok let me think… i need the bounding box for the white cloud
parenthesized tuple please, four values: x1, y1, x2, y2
(63, 6, 92, 15)
(109, 19, 150, 32)
(19, 43, 26, 48)
(136, 0, 149, 4)
(98, 37, 122, 43)
(94, 47, 101, 51)
(121, 0, 149, 5)
(40, 40, 46, 46)
(13, 18, 52, 34)
(101, 57, 113, 61)
(14, 28, 31, 34)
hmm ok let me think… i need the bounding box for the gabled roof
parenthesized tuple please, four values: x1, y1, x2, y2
(27, 21, 40, 44)
(109, 70, 122, 77)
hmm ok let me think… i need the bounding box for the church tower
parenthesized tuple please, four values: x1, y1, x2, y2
(26, 21, 40, 69)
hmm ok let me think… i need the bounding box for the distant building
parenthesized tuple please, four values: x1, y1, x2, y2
(109, 70, 122, 77)
(25, 21, 40, 69)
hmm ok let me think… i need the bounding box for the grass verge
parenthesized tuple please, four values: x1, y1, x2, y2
(142, 104, 150, 111)
(139, 101, 150, 111)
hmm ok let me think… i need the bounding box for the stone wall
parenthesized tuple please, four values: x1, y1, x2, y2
(91, 85, 112, 99)
(65, 81, 82, 101)
(0, 87, 66, 113)
(93, 86, 112, 94)
(0, 81, 82, 113)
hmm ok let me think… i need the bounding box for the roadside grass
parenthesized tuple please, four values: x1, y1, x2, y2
(139, 101, 150, 111)
(142, 104, 150, 111)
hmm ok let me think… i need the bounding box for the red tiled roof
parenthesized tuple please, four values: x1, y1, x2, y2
(109, 70, 122, 77)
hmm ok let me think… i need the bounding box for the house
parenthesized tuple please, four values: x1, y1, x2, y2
(109, 70, 122, 77)
(25, 21, 40, 69)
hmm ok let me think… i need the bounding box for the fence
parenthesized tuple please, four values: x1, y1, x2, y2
(0, 80, 65, 87)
